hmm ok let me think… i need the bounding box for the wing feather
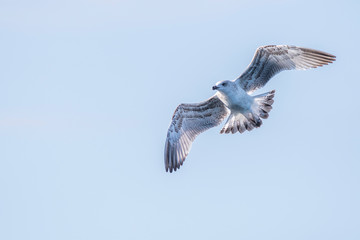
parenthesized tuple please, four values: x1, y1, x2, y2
(164, 95, 229, 172)
(236, 45, 336, 93)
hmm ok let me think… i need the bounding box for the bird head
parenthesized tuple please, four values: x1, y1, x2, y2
(212, 80, 233, 93)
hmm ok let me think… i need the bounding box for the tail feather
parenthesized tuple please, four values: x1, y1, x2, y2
(220, 90, 275, 134)
(259, 108, 269, 119)
(237, 120, 246, 133)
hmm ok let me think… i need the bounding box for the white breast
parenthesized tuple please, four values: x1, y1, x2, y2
(216, 87, 253, 113)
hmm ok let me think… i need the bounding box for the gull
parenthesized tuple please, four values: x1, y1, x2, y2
(164, 45, 335, 172)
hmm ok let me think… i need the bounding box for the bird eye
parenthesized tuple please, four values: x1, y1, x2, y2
(222, 83, 227, 86)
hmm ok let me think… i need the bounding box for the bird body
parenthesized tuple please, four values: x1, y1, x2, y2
(164, 45, 336, 172)
(215, 82, 252, 112)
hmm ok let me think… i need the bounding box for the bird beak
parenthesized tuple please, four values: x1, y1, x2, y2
(212, 86, 218, 90)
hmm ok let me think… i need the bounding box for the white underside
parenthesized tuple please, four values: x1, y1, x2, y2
(215, 88, 253, 114)
(215, 86, 275, 134)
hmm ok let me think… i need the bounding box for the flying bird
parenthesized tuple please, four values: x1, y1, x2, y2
(164, 45, 335, 172)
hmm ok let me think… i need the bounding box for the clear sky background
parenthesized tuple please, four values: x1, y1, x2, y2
(1, 0, 359, 239)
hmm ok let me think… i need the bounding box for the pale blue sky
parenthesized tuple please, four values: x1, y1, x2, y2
(1, 0, 359, 239)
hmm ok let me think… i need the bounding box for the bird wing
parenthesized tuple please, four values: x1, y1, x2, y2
(235, 45, 336, 93)
(164, 95, 229, 173)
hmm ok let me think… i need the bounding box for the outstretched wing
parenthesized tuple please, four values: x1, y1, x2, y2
(236, 45, 336, 93)
(164, 95, 229, 173)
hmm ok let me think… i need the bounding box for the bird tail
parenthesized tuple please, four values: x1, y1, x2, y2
(220, 90, 275, 134)
(251, 89, 275, 120)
